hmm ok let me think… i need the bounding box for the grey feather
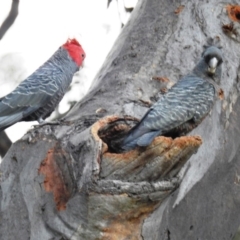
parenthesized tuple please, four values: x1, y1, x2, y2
(122, 45, 223, 150)
(136, 131, 161, 147)
(0, 47, 79, 131)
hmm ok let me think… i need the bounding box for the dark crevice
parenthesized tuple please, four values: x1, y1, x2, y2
(167, 229, 171, 240)
(98, 117, 138, 153)
(236, 12, 240, 20)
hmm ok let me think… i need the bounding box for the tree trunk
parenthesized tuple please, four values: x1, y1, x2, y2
(1, 0, 240, 239)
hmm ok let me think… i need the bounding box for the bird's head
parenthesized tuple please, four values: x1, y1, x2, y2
(202, 46, 223, 76)
(62, 38, 86, 67)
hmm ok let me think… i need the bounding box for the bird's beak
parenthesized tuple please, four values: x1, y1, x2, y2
(208, 57, 218, 74)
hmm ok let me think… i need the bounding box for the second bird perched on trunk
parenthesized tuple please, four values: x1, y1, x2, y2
(0, 38, 85, 132)
(121, 45, 223, 151)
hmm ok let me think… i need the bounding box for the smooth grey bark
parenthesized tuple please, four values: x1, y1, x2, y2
(1, 0, 240, 239)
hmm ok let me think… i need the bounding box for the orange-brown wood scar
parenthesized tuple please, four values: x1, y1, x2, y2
(100, 134, 202, 180)
(174, 5, 185, 14)
(152, 76, 170, 82)
(102, 203, 156, 240)
(89, 194, 158, 240)
(38, 147, 71, 211)
(91, 115, 123, 153)
(226, 5, 240, 22)
(218, 88, 224, 100)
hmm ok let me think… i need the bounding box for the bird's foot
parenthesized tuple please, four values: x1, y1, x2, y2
(33, 119, 61, 129)
(40, 120, 61, 126)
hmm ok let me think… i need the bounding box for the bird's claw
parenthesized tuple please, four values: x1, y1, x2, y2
(33, 120, 61, 129)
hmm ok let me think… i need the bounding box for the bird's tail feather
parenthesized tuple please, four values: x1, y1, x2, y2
(0, 113, 23, 132)
(121, 123, 148, 149)
(122, 130, 161, 150)
(136, 130, 161, 147)
(121, 108, 157, 150)
(121, 138, 138, 151)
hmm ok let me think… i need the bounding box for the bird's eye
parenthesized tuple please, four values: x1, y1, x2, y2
(82, 54, 85, 58)
(204, 55, 210, 64)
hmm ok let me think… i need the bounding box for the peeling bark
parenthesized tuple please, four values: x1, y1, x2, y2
(1, 0, 240, 239)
